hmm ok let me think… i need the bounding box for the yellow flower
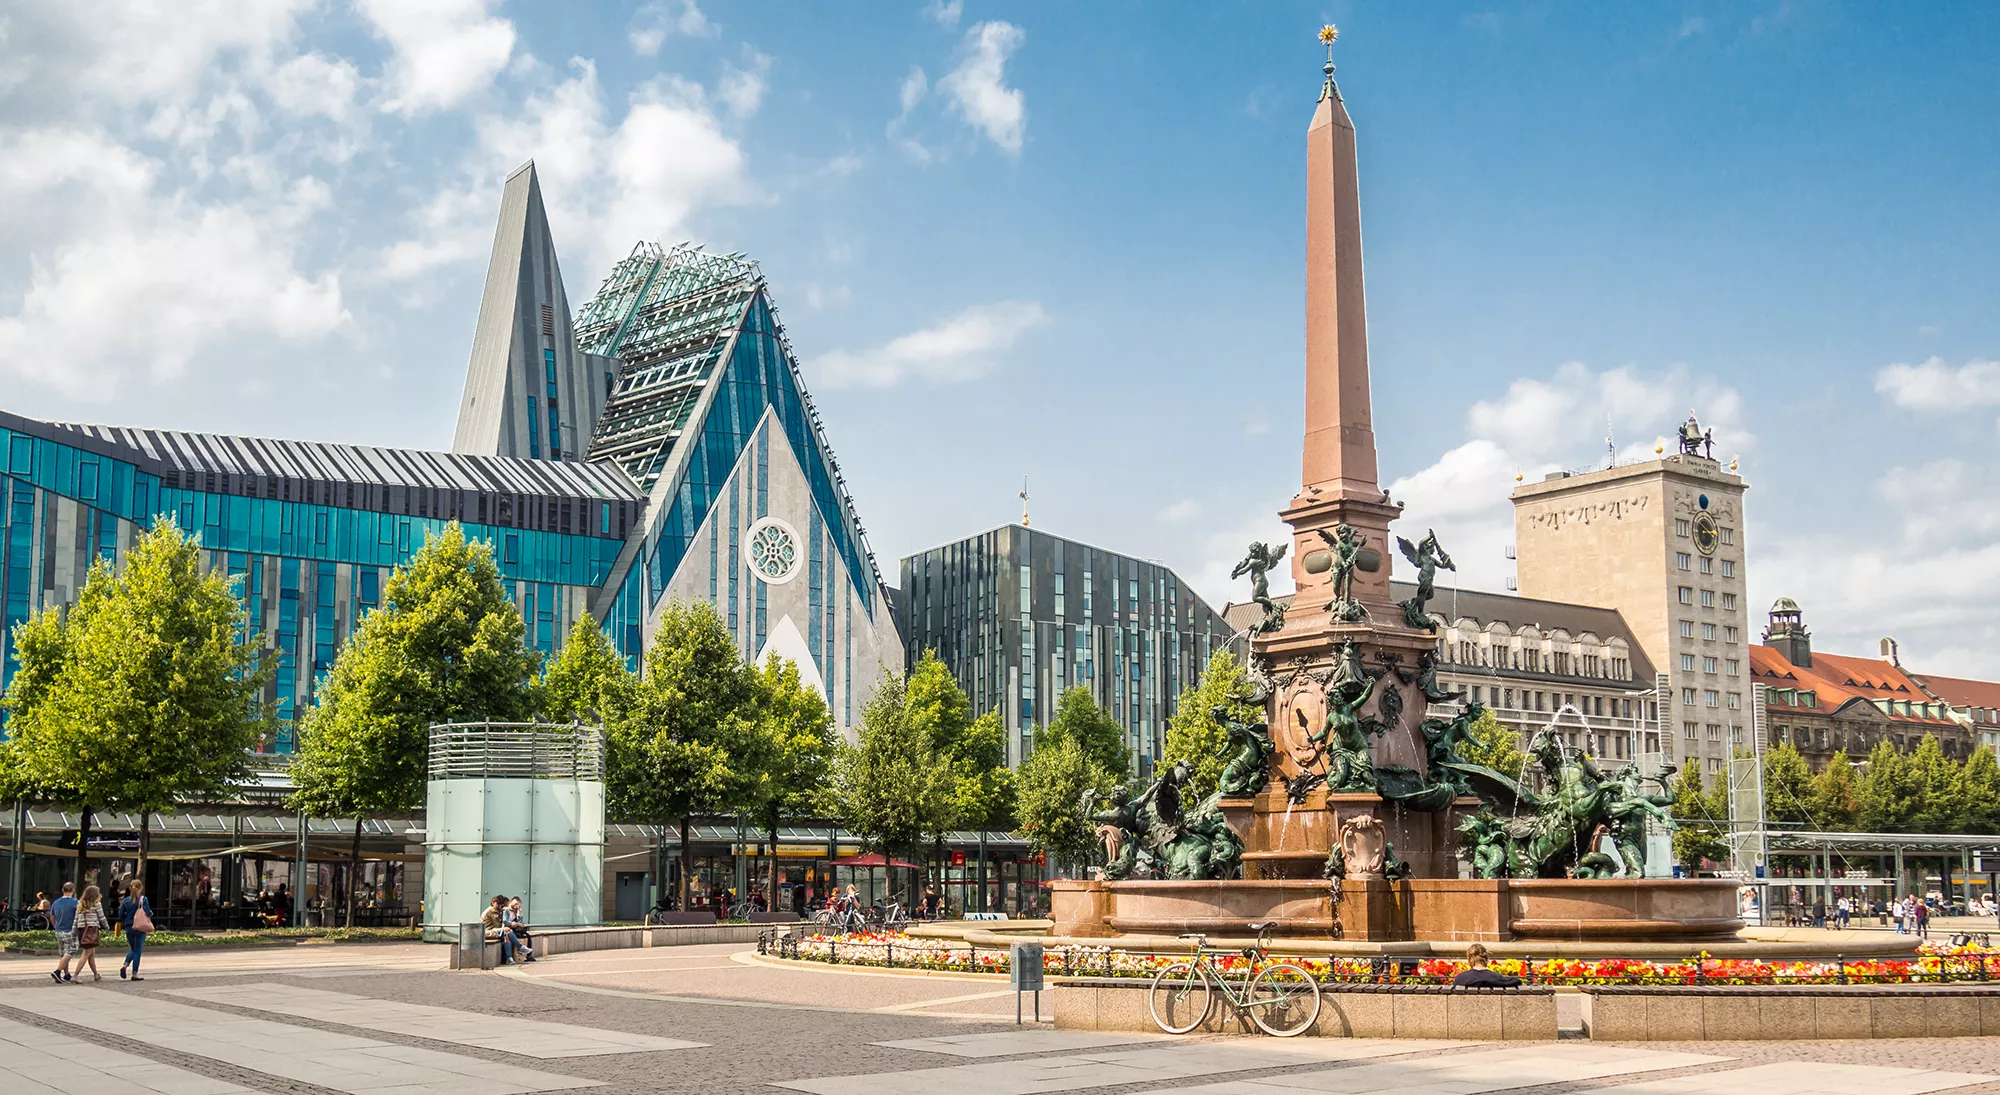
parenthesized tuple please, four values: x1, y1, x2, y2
(1320, 24, 1340, 45)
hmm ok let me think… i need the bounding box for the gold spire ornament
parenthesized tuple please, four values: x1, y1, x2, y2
(1318, 24, 1341, 99)
(1320, 24, 1340, 46)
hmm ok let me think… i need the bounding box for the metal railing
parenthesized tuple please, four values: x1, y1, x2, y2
(426, 722, 605, 781)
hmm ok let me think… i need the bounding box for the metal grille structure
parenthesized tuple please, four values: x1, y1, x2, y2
(426, 721, 605, 782)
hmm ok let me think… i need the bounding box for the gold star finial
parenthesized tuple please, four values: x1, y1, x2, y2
(1318, 24, 1341, 98)
(1320, 24, 1340, 46)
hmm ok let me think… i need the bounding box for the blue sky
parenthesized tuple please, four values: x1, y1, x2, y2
(2, 2, 1998, 673)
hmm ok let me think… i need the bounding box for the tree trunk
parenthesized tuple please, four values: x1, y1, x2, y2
(73, 808, 93, 891)
(347, 816, 365, 929)
(137, 813, 151, 894)
(678, 816, 692, 912)
(766, 820, 780, 911)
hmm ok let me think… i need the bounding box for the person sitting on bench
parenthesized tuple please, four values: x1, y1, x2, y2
(1452, 943, 1522, 988)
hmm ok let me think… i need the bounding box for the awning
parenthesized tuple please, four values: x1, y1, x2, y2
(829, 853, 921, 869)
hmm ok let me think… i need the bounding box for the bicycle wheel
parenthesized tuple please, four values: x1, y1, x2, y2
(1148, 961, 1214, 1034)
(1245, 962, 1322, 1037)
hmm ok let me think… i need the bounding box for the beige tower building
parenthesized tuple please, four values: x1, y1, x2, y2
(1510, 433, 1748, 778)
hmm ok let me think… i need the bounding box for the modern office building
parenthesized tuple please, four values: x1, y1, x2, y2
(0, 160, 901, 744)
(899, 524, 1237, 770)
(1224, 582, 1662, 763)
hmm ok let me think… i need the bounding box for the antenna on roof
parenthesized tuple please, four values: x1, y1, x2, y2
(1603, 415, 1616, 470)
(1019, 476, 1031, 528)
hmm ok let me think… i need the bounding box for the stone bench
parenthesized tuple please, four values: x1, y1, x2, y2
(450, 920, 806, 969)
(1579, 984, 2000, 1040)
(1052, 978, 1557, 1039)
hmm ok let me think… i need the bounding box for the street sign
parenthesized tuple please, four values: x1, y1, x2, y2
(951, 850, 966, 868)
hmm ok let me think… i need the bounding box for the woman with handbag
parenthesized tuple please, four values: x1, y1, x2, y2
(74, 884, 108, 982)
(119, 880, 155, 981)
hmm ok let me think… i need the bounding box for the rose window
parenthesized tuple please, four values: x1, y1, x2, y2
(748, 522, 798, 582)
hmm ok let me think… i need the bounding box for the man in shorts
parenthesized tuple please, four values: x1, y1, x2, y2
(49, 882, 80, 983)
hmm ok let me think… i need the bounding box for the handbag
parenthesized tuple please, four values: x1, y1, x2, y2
(132, 904, 154, 933)
(79, 925, 100, 947)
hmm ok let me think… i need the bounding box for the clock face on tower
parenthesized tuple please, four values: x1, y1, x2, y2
(1693, 512, 1719, 556)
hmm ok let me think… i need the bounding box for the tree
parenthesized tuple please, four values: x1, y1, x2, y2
(1163, 651, 1260, 802)
(899, 652, 1014, 890)
(1760, 743, 1814, 829)
(608, 600, 762, 911)
(538, 614, 633, 724)
(1671, 764, 1729, 872)
(1857, 740, 1921, 832)
(1906, 735, 1962, 834)
(1042, 686, 1130, 781)
(291, 523, 539, 926)
(1805, 750, 1860, 831)
(0, 519, 270, 888)
(1014, 735, 1115, 877)
(835, 668, 956, 895)
(1458, 709, 1528, 782)
(1952, 747, 2000, 834)
(746, 653, 837, 906)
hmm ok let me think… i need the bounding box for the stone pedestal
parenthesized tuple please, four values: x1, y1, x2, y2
(1048, 879, 1115, 938)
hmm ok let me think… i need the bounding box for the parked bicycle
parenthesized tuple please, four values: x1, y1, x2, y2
(868, 891, 911, 930)
(0, 908, 51, 932)
(1148, 922, 1322, 1037)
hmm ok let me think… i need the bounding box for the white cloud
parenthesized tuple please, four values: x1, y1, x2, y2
(718, 50, 772, 120)
(629, 0, 720, 56)
(383, 59, 752, 282)
(1387, 362, 1751, 592)
(1675, 17, 1709, 40)
(0, 129, 347, 396)
(939, 21, 1026, 156)
(36, 0, 316, 108)
(814, 301, 1045, 388)
(888, 66, 932, 164)
(1874, 357, 2000, 412)
(925, 1, 965, 27)
(358, 0, 516, 115)
(265, 53, 365, 127)
(1159, 499, 1202, 524)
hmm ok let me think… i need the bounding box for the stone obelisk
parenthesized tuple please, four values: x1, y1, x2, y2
(1259, 31, 1435, 796)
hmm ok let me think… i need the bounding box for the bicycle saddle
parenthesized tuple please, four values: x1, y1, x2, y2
(1247, 921, 1275, 932)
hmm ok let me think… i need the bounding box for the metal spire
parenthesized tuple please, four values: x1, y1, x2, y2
(1319, 24, 1341, 102)
(1019, 476, 1030, 527)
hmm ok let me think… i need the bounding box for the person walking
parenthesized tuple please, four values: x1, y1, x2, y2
(49, 882, 80, 983)
(74, 885, 108, 982)
(1916, 899, 1930, 940)
(118, 880, 154, 981)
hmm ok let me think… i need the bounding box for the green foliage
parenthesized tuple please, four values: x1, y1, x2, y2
(835, 668, 956, 858)
(1856, 739, 1921, 832)
(1760, 743, 1814, 828)
(538, 614, 633, 724)
(747, 653, 839, 830)
(1670, 764, 1729, 871)
(895, 651, 1014, 834)
(291, 524, 538, 821)
(1458, 710, 1528, 782)
(1906, 734, 1962, 833)
(0, 519, 270, 810)
(608, 600, 761, 826)
(1014, 734, 1116, 876)
(1041, 686, 1130, 782)
(1805, 751, 1859, 831)
(1953, 747, 2000, 834)
(1162, 651, 1259, 802)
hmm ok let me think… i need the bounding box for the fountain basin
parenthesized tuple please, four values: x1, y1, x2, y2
(1050, 876, 1744, 944)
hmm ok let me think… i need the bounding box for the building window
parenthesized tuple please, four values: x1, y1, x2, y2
(1681, 687, 1697, 704)
(1701, 622, 1716, 640)
(1724, 626, 1739, 643)
(1676, 552, 1691, 571)
(1681, 654, 1696, 671)
(1678, 587, 1693, 605)
(1720, 560, 1736, 578)
(1721, 527, 1735, 545)
(1684, 721, 1698, 740)
(1703, 656, 1717, 673)
(1698, 555, 1713, 575)
(1676, 518, 1691, 538)
(1703, 689, 1719, 707)
(1709, 757, 1723, 773)
(1680, 619, 1695, 638)
(1722, 592, 1738, 610)
(1706, 722, 1721, 741)
(1700, 589, 1715, 607)
(1725, 658, 1740, 676)
(1727, 692, 1742, 710)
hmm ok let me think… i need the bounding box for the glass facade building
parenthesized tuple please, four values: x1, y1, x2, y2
(0, 164, 902, 747)
(899, 525, 1237, 771)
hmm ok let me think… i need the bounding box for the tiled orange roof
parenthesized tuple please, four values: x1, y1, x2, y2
(1749, 645, 1959, 726)
(1911, 672, 2000, 711)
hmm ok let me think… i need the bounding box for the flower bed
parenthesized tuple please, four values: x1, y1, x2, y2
(0, 926, 421, 953)
(774, 931, 2000, 987)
